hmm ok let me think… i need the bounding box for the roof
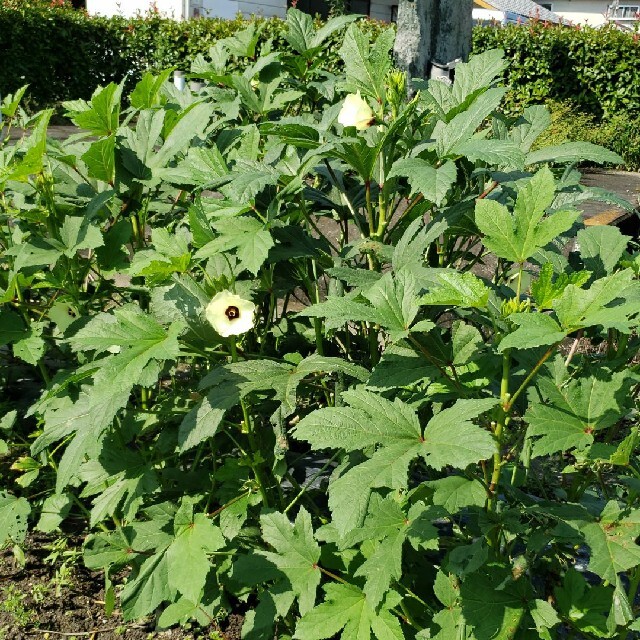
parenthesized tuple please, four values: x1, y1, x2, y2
(475, 0, 566, 24)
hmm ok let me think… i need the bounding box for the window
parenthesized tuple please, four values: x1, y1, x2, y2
(538, 2, 552, 9)
(71, 0, 86, 7)
(391, 4, 398, 21)
(349, 0, 370, 15)
(611, 4, 640, 19)
(289, 0, 330, 19)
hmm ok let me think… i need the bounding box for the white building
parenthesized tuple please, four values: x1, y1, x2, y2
(84, 0, 638, 26)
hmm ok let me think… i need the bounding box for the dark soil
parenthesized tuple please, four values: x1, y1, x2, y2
(0, 534, 242, 640)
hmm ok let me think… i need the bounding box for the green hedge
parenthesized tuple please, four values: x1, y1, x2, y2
(2, 4, 640, 120)
(472, 22, 640, 118)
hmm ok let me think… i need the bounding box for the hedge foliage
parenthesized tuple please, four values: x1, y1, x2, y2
(1, 2, 640, 121)
(473, 22, 640, 119)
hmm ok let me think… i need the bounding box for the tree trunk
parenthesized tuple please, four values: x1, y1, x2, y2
(393, 0, 473, 82)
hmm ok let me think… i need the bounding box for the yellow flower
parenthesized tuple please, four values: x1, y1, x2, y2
(338, 91, 375, 130)
(205, 291, 255, 338)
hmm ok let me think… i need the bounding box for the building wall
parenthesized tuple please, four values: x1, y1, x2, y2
(86, 0, 183, 18)
(536, 1, 609, 25)
(202, 0, 286, 18)
(369, 0, 396, 22)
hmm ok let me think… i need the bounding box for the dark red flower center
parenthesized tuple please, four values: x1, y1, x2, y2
(225, 306, 240, 320)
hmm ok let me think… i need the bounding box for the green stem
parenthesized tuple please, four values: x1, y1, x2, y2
(229, 338, 271, 508)
(505, 343, 557, 412)
(365, 180, 375, 237)
(284, 451, 341, 514)
(489, 350, 511, 510)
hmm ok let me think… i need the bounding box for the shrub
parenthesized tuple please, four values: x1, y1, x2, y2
(472, 21, 640, 119)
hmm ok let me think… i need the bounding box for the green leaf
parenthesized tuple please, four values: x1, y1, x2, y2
(387, 159, 456, 206)
(130, 69, 173, 110)
(350, 498, 438, 608)
(0, 491, 31, 546)
(581, 502, 640, 583)
(420, 399, 498, 470)
(67, 304, 175, 355)
(576, 225, 630, 277)
(452, 139, 525, 168)
(525, 370, 632, 457)
(166, 501, 224, 603)
(302, 271, 420, 340)
(498, 313, 566, 352)
(12, 323, 45, 366)
(460, 569, 527, 640)
(294, 388, 421, 452)
(149, 102, 211, 169)
(339, 24, 395, 102)
(434, 88, 506, 157)
(36, 493, 73, 533)
(120, 551, 172, 621)
(329, 444, 418, 537)
(57, 215, 105, 258)
(526, 141, 623, 166)
(531, 262, 591, 309)
(475, 167, 579, 263)
(69, 82, 122, 137)
(35, 310, 183, 491)
(81, 135, 115, 183)
(428, 476, 487, 513)
(0, 308, 26, 346)
(553, 269, 640, 332)
(510, 105, 552, 153)
(294, 583, 404, 640)
(419, 269, 490, 308)
(392, 217, 448, 272)
(530, 599, 561, 635)
(261, 509, 320, 616)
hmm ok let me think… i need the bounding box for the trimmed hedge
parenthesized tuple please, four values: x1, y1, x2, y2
(473, 22, 640, 119)
(2, 3, 640, 121)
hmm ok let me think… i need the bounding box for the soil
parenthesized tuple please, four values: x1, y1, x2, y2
(0, 534, 242, 640)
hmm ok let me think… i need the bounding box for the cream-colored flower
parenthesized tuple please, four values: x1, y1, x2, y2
(205, 291, 255, 338)
(337, 91, 375, 130)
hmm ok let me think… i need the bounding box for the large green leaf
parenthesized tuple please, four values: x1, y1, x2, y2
(261, 509, 321, 616)
(166, 500, 224, 603)
(418, 269, 490, 308)
(421, 399, 498, 470)
(553, 269, 640, 332)
(526, 141, 623, 166)
(120, 551, 172, 621)
(580, 501, 640, 583)
(338, 24, 395, 102)
(498, 313, 566, 352)
(294, 583, 404, 640)
(434, 88, 505, 157)
(475, 167, 579, 263)
(301, 270, 420, 340)
(576, 225, 630, 277)
(68, 82, 122, 137)
(387, 159, 456, 206)
(525, 370, 632, 457)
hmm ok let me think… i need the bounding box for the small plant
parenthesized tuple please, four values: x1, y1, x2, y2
(0, 584, 36, 628)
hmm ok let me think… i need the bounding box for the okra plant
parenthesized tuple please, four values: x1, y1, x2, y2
(1, 9, 639, 639)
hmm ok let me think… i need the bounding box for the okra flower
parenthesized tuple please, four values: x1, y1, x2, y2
(205, 291, 255, 338)
(338, 91, 375, 130)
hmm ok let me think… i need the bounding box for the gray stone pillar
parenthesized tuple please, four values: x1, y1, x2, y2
(393, 0, 473, 82)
